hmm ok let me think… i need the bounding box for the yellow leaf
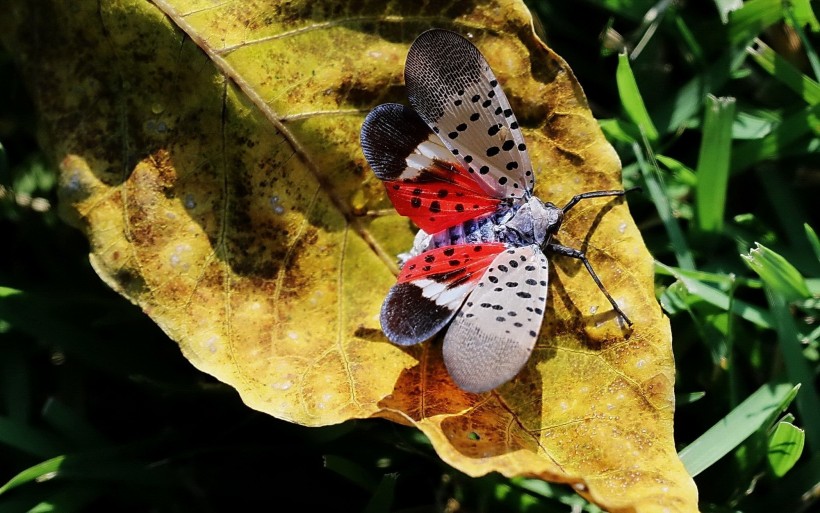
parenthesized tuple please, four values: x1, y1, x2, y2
(0, 0, 699, 511)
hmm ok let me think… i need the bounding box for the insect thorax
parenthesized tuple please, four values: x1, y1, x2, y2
(398, 197, 563, 266)
(504, 196, 563, 246)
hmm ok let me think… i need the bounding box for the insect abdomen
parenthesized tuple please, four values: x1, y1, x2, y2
(425, 210, 510, 250)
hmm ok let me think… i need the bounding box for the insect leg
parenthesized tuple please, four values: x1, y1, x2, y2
(545, 243, 633, 326)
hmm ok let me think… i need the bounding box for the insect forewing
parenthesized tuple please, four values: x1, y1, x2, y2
(380, 243, 507, 346)
(442, 245, 549, 392)
(361, 103, 501, 233)
(405, 29, 534, 200)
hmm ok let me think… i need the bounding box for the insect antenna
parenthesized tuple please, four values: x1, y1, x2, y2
(561, 186, 641, 213)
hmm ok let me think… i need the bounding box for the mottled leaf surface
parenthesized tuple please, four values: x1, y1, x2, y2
(0, 0, 698, 511)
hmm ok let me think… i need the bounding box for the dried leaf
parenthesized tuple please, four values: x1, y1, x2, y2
(0, 0, 699, 511)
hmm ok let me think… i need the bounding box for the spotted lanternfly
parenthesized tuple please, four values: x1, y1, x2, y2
(360, 29, 634, 393)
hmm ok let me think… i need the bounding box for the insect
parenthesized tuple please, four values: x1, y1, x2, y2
(360, 29, 634, 393)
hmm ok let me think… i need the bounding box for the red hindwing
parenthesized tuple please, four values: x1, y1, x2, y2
(385, 161, 500, 234)
(398, 242, 507, 285)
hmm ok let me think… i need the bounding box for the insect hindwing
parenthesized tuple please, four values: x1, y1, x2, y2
(360, 103, 502, 234)
(380, 243, 507, 346)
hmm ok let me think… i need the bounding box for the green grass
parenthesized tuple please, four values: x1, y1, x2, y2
(2, 1, 819, 512)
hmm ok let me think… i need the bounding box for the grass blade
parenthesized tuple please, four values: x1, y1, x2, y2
(634, 143, 696, 270)
(655, 262, 762, 288)
(755, 167, 820, 274)
(0, 416, 67, 459)
(656, 261, 773, 328)
(805, 223, 820, 261)
(0, 451, 173, 496)
(42, 398, 107, 449)
(673, 15, 705, 66)
(788, 0, 820, 32)
(728, 0, 789, 46)
(676, 391, 707, 405)
(741, 243, 811, 301)
(678, 382, 799, 476)
(361, 473, 398, 513)
(616, 53, 659, 141)
(0, 456, 66, 495)
(731, 103, 820, 172)
(26, 486, 102, 513)
(695, 95, 736, 234)
(767, 421, 805, 478)
(655, 50, 747, 134)
(747, 39, 820, 105)
(599, 118, 640, 143)
(765, 288, 820, 450)
(655, 154, 697, 185)
(785, 0, 820, 82)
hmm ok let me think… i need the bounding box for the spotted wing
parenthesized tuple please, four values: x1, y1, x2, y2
(380, 243, 507, 346)
(405, 29, 534, 200)
(442, 245, 548, 393)
(361, 103, 503, 234)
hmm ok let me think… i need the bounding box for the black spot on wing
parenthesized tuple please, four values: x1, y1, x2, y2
(361, 103, 433, 180)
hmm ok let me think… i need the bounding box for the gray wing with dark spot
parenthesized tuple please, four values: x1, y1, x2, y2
(442, 245, 548, 392)
(405, 29, 534, 200)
